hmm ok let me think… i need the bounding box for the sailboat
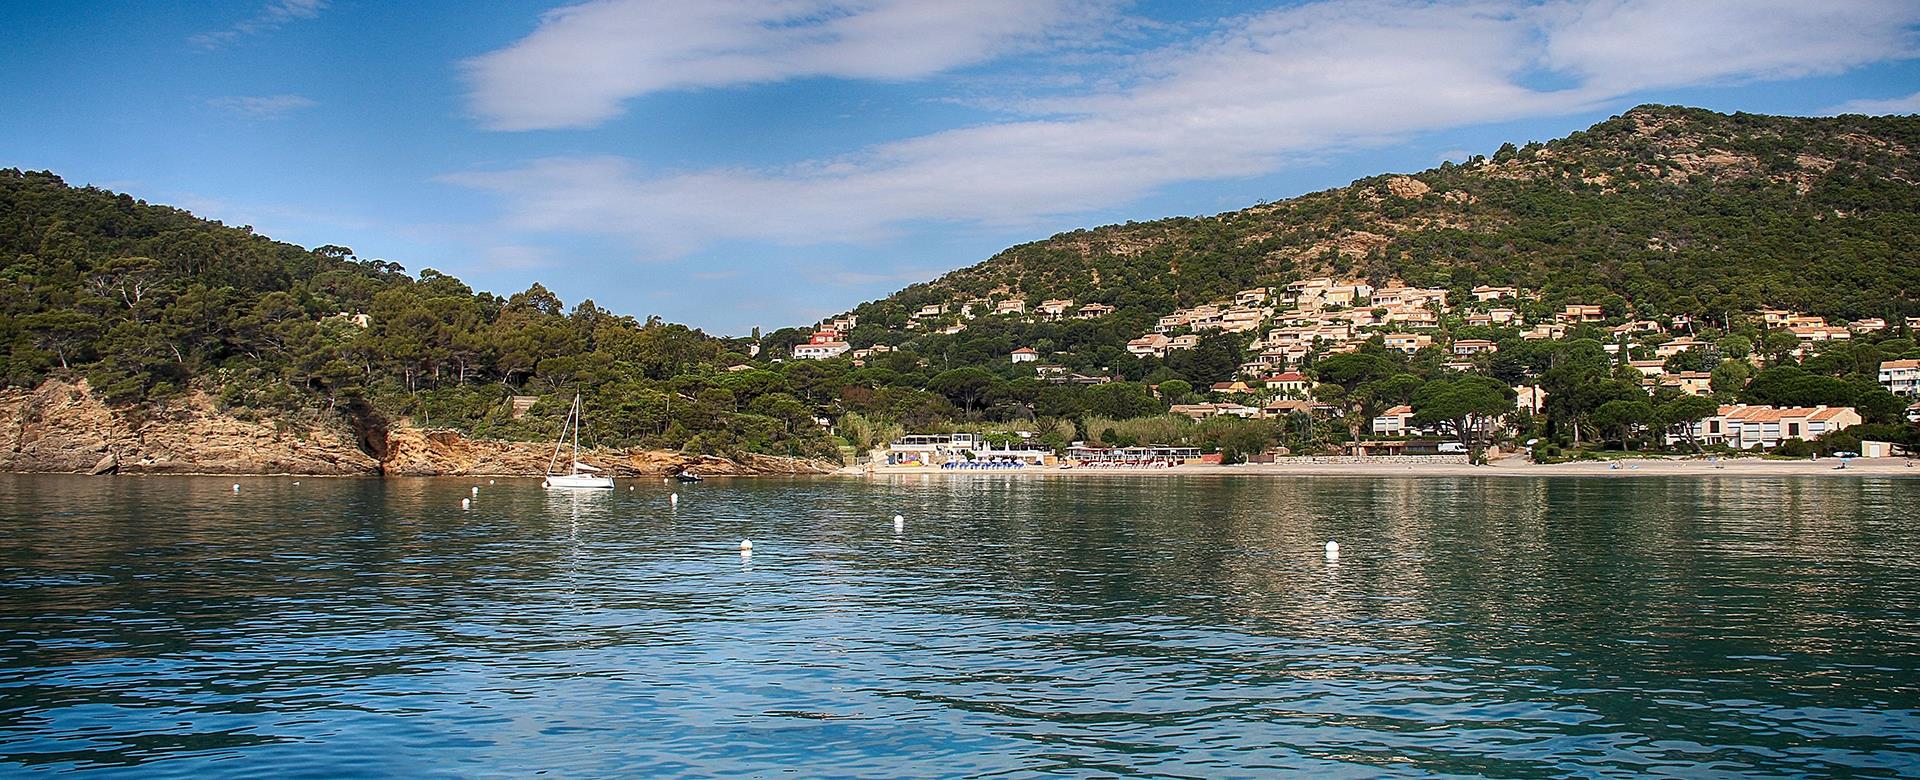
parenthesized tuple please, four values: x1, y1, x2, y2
(543, 393, 615, 489)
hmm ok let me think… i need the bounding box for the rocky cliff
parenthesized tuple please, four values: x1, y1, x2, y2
(0, 380, 837, 477)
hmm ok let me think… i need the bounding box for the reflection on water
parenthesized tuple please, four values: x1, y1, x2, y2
(1, 474, 1918, 777)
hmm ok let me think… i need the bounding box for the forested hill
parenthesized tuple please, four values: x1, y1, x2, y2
(0, 169, 818, 460)
(840, 105, 1920, 341)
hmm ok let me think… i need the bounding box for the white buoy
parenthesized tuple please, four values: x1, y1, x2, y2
(488, 479, 495, 485)
(292, 481, 300, 486)
(471, 486, 479, 496)
(1325, 540, 1340, 559)
(232, 484, 240, 493)
(671, 493, 679, 506)
(739, 539, 753, 551)
(893, 514, 905, 532)
(462, 498, 472, 510)
(629, 485, 635, 491)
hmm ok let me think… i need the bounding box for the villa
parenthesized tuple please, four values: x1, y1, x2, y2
(1882, 359, 1920, 396)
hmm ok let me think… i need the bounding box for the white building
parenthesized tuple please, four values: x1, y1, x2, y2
(1881, 359, 1919, 396)
(1679, 405, 1862, 449)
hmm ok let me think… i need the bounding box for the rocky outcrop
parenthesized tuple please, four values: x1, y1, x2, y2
(0, 379, 839, 477)
(0, 379, 381, 475)
(376, 426, 837, 477)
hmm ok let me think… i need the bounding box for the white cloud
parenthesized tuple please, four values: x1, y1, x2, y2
(1826, 89, 1920, 115)
(206, 94, 317, 119)
(190, 0, 327, 48)
(449, 0, 1920, 252)
(462, 0, 1116, 130)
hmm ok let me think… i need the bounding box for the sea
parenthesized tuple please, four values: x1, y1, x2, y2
(1, 473, 1916, 777)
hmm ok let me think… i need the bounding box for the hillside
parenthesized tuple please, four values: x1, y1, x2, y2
(840, 106, 1919, 362)
(2, 104, 1916, 474)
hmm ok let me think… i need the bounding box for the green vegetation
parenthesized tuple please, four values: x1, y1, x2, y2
(4, 104, 1917, 464)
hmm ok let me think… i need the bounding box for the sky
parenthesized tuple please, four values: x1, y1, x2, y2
(3, 0, 1918, 336)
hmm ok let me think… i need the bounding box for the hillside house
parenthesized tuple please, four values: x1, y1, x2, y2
(994, 299, 1026, 315)
(1126, 334, 1170, 358)
(1038, 299, 1075, 320)
(1471, 285, 1517, 301)
(1557, 304, 1605, 323)
(1383, 333, 1433, 354)
(1263, 371, 1310, 393)
(1076, 303, 1116, 319)
(1451, 339, 1497, 356)
(792, 330, 851, 359)
(1882, 359, 1920, 396)
(1010, 347, 1038, 364)
(1654, 337, 1704, 358)
(1656, 371, 1713, 396)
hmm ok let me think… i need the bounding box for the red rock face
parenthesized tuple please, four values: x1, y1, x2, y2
(0, 379, 838, 477)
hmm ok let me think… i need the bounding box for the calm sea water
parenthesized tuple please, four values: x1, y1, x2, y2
(1, 474, 1918, 778)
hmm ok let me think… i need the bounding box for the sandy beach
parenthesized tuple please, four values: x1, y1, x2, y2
(850, 456, 1920, 479)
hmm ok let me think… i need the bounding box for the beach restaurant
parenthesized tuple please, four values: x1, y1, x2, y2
(1066, 445, 1205, 468)
(885, 433, 1055, 467)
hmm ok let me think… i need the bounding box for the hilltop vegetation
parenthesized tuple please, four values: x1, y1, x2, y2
(841, 106, 1919, 369)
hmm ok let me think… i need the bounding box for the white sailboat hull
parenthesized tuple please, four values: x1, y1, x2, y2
(544, 473, 614, 489)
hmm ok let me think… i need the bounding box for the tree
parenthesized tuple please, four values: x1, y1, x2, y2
(1591, 399, 1655, 449)
(927, 367, 1000, 414)
(1411, 375, 1515, 459)
(1156, 379, 1194, 404)
(1081, 382, 1163, 419)
(1315, 352, 1400, 443)
(1657, 394, 1718, 451)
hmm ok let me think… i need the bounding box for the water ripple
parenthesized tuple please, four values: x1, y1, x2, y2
(0, 474, 1917, 777)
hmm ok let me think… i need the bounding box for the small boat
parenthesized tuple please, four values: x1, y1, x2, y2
(673, 471, 704, 483)
(544, 393, 614, 490)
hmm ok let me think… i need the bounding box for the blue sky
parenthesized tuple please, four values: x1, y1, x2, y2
(3, 0, 1918, 335)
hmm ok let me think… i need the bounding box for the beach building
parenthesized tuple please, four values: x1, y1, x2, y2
(885, 433, 1053, 467)
(1171, 402, 1261, 420)
(1879, 360, 1920, 396)
(1066, 445, 1203, 468)
(1681, 405, 1862, 449)
(1371, 405, 1416, 435)
(1514, 385, 1547, 414)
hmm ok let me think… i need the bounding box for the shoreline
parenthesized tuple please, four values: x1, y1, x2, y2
(847, 456, 1920, 479)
